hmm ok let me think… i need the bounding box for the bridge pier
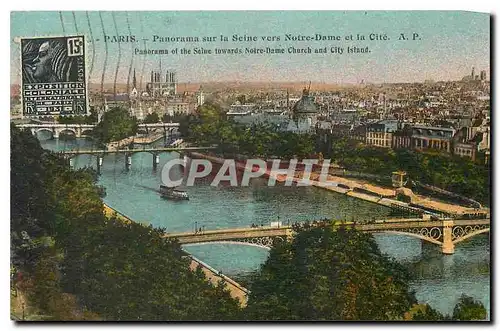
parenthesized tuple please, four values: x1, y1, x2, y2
(97, 156, 103, 174)
(164, 126, 172, 147)
(152, 153, 160, 170)
(441, 220, 455, 254)
(125, 154, 132, 170)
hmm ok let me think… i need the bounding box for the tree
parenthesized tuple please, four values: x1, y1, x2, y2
(11, 124, 54, 271)
(404, 304, 445, 321)
(327, 137, 490, 205)
(143, 112, 160, 124)
(57, 109, 97, 125)
(452, 294, 487, 321)
(244, 225, 417, 320)
(11, 125, 242, 321)
(92, 107, 138, 143)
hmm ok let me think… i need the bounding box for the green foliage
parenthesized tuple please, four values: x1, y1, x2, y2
(404, 304, 445, 321)
(329, 138, 490, 204)
(92, 107, 138, 143)
(64, 217, 241, 320)
(11, 125, 241, 320)
(452, 294, 487, 321)
(244, 225, 417, 320)
(143, 112, 160, 124)
(11, 124, 56, 270)
(184, 103, 315, 159)
(57, 112, 97, 125)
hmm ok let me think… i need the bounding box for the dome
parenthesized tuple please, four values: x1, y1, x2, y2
(292, 88, 318, 114)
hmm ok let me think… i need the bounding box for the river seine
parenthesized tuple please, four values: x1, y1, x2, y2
(39, 135, 490, 318)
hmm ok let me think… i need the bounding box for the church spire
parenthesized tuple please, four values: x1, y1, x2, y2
(132, 69, 137, 89)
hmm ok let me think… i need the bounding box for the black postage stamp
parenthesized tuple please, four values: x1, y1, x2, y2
(20, 36, 87, 116)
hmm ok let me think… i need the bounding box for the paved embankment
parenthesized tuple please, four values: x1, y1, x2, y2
(105, 133, 164, 150)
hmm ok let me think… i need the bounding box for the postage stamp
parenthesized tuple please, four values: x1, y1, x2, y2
(20, 36, 87, 116)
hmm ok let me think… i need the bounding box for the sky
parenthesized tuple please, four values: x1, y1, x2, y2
(10, 11, 490, 85)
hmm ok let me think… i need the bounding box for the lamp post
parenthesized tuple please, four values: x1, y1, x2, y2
(194, 221, 198, 233)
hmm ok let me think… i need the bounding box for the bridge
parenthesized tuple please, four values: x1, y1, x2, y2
(164, 217, 490, 254)
(60, 146, 217, 171)
(16, 122, 180, 139)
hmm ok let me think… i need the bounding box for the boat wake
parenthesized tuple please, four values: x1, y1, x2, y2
(134, 184, 160, 193)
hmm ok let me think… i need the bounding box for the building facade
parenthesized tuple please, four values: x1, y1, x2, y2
(166, 102, 191, 116)
(291, 87, 320, 133)
(365, 120, 399, 148)
(146, 70, 177, 97)
(410, 125, 455, 152)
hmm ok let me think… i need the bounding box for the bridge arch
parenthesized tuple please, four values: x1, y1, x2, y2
(81, 129, 94, 137)
(35, 128, 54, 139)
(452, 227, 490, 245)
(373, 229, 443, 246)
(59, 128, 77, 137)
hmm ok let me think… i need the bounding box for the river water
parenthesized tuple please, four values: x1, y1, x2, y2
(38, 134, 490, 318)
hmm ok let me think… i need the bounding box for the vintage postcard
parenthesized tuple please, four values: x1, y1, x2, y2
(10, 11, 490, 321)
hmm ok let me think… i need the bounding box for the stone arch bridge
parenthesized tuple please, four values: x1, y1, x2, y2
(16, 122, 180, 139)
(164, 217, 490, 254)
(59, 146, 217, 172)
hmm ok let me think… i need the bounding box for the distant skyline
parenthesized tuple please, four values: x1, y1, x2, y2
(11, 11, 490, 85)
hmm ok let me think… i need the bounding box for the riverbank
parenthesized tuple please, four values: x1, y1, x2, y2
(188, 152, 489, 218)
(103, 203, 249, 307)
(133, 133, 164, 144)
(105, 132, 164, 151)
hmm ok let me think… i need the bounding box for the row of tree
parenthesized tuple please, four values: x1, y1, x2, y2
(329, 138, 490, 205)
(91, 107, 138, 144)
(182, 103, 316, 159)
(57, 111, 97, 125)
